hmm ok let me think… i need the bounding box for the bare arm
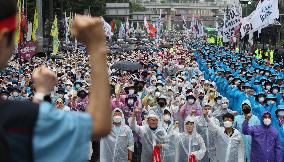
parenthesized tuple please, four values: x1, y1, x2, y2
(73, 15, 111, 138)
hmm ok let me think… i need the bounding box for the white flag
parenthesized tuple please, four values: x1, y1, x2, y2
(101, 17, 114, 38)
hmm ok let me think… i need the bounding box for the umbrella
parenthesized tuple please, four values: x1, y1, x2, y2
(111, 61, 143, 71)
(50, 55, 64, 60)
(159, 44, 173, 49)
(121, 44, 131, 48)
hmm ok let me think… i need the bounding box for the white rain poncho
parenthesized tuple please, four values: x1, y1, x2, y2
(195, 114, 220, 162)
(161, 107, 179, 162)
(100, 108, 134, 162)
(207, 117, 245, 162)
(129, 110, 168, 162)
(175, 116, 206, 162)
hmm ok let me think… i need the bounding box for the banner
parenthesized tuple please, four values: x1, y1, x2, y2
(152, 146, 161, 162)
(51, 15, 59, 55)
(32, 6, 38, 42)
(19, 41, 37, 60)
(15, 0, 21, 44)
(222, 5, 242, 42)
(188, 154, 196, 162)
(240, 0, 279, 38)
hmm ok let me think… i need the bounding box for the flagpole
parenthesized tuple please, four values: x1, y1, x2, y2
(37, 0, 43, 51)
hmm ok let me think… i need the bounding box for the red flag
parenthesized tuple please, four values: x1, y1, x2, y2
(188, 154, 196, 162)
(147, 22, 157, 34)
(111, 20, 115, 33)
(152, 146, 161, 162)
(20, 10, 27, 44)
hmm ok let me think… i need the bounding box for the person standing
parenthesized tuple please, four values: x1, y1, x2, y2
(242, 111, 282, 162)
(175, 116, 206, 162)
(195, 102, 220, 162)
(100, 108, 134, 162)
(233, 100, 260, 162)
(130, 109, 168, 162)
(207, 113, 245, 162)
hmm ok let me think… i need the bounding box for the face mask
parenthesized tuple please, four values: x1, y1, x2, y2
(66, 85, 72, 90)
(113, 115, 122, 123)
(223, 121, 232, 128)
(157, 86, 163, 91)
(150, 127, 158, 131)
(2, 95, 7, 100)
(278, 111, 284, 117)
(158, 101, 166, 108)
(272, 89, 279, 94)
(222, 103, 228, 109)
(242, 108, 251, 114)
(267, 100, 275, 105)
(217, 100, 222, 104)
(258, 97, 265, 103)
(263, 118, 271, 126)
(163, 114, 171, 122)
(188, 99, 195, 104)
(75, 85, 81, 89)
(266, 86, 271, 90)
(129, 89, 135, 95)
(256, 69, 259, 73)
(155, 92, 161, 97)
(128, 99, 134, 105)
(13, 92, 19, 97)
(208, 110, 212, 115)
(198, 96, 204, 100)
(265, 72, 269, 76)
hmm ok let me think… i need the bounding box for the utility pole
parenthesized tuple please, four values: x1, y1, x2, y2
(37, 0, 43, 51)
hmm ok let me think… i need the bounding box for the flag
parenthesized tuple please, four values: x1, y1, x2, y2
(19, 0, 28, 44)
(147, 21, 157, 38)
(32, 7, 38, 42)
(111, 20, 115, 33)
(15, 0, 21, 44)
(101, 17, 113, 38)
(27, 22, 32, 41)
(51, 15, 59, 55)
(152, 146, 161, 162)
(136, 22, 140, 32)
(118, 22, 125, 39)
(125, 17, 130, 38)
(64, 12, 70, 43)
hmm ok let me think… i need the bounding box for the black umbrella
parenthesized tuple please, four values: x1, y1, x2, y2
(159, 44, 173, 49)
(111, 61, 143, 71)
(50, 55, 64, 60)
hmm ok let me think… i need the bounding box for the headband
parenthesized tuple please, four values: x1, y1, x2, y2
(0, 15, 16, 31)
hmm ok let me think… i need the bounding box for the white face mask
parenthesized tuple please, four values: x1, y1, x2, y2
(157, 86, 163, 91)
(113, 116, 122, 123)
(2, 95, 7, 100)
(163, 114, 171, 122)
(267, 100, 275, 105)
(13, 92, 19, 97)
(263, 118, 271, 126)
(188, 99, 194, 104)
(128, 99, 134, 105)
(278, 111, 284, 117)
(273, 89, 279, 94)
(222, 103, 228, 109)
(223, 121, 232, 128)
(266, 86, 271, 90)
(217, 100, 222, 105)
(129, 89, 135, 95)
(259, 97, 265, 102)
(155, 92, 161, 97)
